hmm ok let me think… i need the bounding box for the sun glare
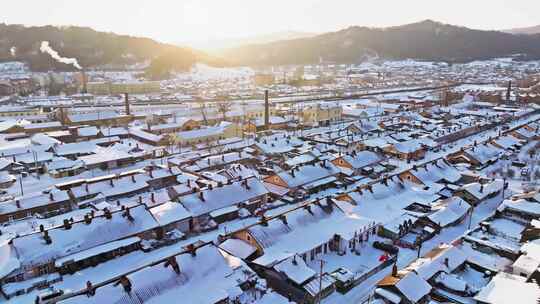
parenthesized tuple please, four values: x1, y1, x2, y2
(182, 1, 210, 27)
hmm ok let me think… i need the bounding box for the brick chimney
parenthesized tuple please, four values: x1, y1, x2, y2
(124, 93, 130, 116)
(264, 90, 270, 130)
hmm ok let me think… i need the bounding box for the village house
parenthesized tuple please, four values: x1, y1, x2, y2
(5, 204, 159, 284)
(302, 102, 343, 126)
(22, 121, 63, 134)
(489, 135, 525, 152)
(173, 121, 242, 147)
(44, 157, 85, 178)
(177, 176, 269, 229)
(382, 139, 427, 161)
(454, 180, 504, 206)
(331, 150, 382, 176)
(447, 143, 505, 169)
(56, 243, 259, 304)
(183, 151, 257, 172)
(398, 158, 462, 188)
(55, 109, 133, 127)
(263, 160, 342, 199)
(422, 197, 471, 230)
(253, 134, 305, 156)
(0, 171, 16, 188)
(474, 272, 540, 304)
(0, 189, 73, 223)
(243, 116, 293, 133)
(228, 199, 375, 303)
(128, 127, 170, 146)
(149, 201, 193, 237)
(144, 118, 200, 135)
(376, 270, 432, 304)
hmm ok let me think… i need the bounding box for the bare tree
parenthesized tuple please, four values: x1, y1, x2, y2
(199, 102, 209, 125)
(217, 100, 232, 121)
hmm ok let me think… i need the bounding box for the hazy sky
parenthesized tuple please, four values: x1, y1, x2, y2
(2, 0, 538, 45)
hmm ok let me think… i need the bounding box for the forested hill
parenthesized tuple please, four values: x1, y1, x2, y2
(220, 20, 540, 66)
(0, 23, 225, 78)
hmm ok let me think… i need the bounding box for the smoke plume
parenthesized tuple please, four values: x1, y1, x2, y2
(40, 41, 82, 69)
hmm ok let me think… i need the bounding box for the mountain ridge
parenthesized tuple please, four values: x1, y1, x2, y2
(0, 23, 225, 77)
(503, 25, 540, 35)
(220, 20, 540, 66)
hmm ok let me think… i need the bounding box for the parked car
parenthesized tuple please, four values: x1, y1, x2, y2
(373, 241, 399, 255)
(512, 161, 526, 168)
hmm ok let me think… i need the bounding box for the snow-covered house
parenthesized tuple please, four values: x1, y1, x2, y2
(177, 176, 268, 228)
(9, 204, 158, 280)
(424, 197, 471, 229)
(149, 201, 193, 236)
(61, 110, 132, 127)
(129, 127, 169, 146)
(174, 122, 241, 146)
(498, 198, 540, 223)
(454, 180, 504, 206)
(263, 160, 341, 197)
(253, 134, 305, 156)
(283, 150, 322, 169)
(144, 118, 200, 135)
(45, 157, 85, 178)
(447, 143, 504, 168)
(331, 150, 382, 176)
(399, 159, 462, 188)
(382, 139, 426, 161)
(79, 144, 139, 170)
(243, 116, 293, 132)
(233, 200, 372, 267)
(490, 135, 524, 152)
(333, 176, 439, 224)
(474, 273, 540, 304)
(0, 171, 16, 188)
(229, 200, 372, 302)
(183, 151, 256, 172)
(509, 125, 539, 141)
(0, 189, 72, 223)
(68, 173, 151, 202)
(144, 165, 183, 189)
(376, 271, 432, 304)
(57, 243, 259, 304)
(99, 126, 129, 139)
(53, 142, 98, 159)
(75, 126, 101, 141)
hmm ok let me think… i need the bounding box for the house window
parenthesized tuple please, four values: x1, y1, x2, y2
(310, 250, 315, 260)
(246, 235, 251, 241)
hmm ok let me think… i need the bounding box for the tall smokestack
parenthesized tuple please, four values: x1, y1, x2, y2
(58, 107, 68, 125)
(81, 69, 88, 94)
(506, 81, 511, 103)
(264, 90, 269, 130)
(124, 93, 130, 116)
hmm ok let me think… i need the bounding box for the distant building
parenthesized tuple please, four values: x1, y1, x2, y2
(302, 102, 342, 126)
(254, 73, 275, 86)
(0, 80, 15, 96)
(86, 81, 160, 95)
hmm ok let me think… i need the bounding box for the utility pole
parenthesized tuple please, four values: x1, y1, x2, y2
(317, 259, 325, 304)
(33, 150, 39, 180)
(468, 205, 474, 230)
(18, 172, 24, 196)
(416, 236, 422, 258)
